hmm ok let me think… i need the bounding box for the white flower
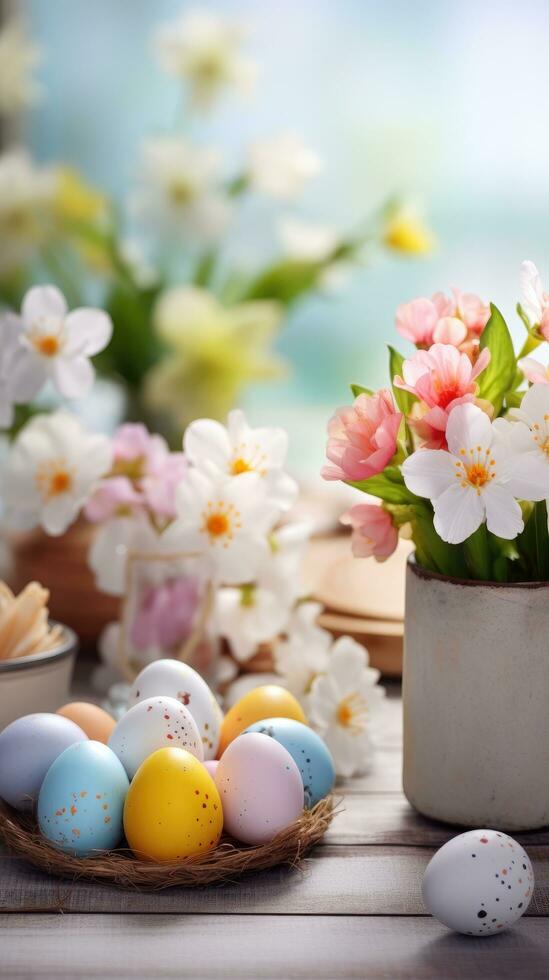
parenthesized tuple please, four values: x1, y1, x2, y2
(0, 313, 39, 428)
(216, 584, 289, 663)
(520, 260, 549, 329)
(155, 8, 256, 109)
(9, 285, 112, 402)
(3, 411, 112, 536)
(165, 467, 278, 585)
(495, 384, 549, 528)
(0, 150, 56, 274)
(0, 20, 42, 115)
(273, 601, 331, 698)
(307, 636, 385, 778)
(402, 403, 549, 544)
(135, 137, 231, 245)
(248, 133, 323, 200)
(277, 216, 338, 262)
(184, 408, 298, 511)
(259, 521, 311, 605)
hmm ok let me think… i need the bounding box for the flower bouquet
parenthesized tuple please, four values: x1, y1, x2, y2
(323, 260, 549, 828)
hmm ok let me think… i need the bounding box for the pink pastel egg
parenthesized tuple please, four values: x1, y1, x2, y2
(203, 760, 219, 778)
(215, 732, 304, 844)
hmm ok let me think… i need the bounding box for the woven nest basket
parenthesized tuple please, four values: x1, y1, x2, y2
(0, 797, 334, 890)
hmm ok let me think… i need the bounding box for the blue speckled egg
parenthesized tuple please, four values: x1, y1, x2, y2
(38, 741, 129, 856)
(0, 713, 87, 812)
(244, 717, 335, 807)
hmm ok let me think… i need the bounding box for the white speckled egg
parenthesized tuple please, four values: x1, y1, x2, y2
(109, 696, 203, 778)
(215, 732, 304, 844)
(129, 659, 222, 759)
(422, 829, 535, 936)
(38, 741, 129, 856)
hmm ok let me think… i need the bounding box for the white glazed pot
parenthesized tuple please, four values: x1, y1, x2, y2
(0, 625, 78, 728)
(403, 556, 549, 831)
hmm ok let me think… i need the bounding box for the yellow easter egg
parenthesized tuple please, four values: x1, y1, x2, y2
(219, 685, 307, 756)
(123, 748, 223, 862)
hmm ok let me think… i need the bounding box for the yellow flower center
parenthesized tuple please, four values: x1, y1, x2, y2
(531, 416, 549, 457)
(33, 334, 61, 357)
(201, 500, 242, 547)
(169, 179, 194, 206)
(229, 443, 267, 478)
(231, 457, 252, 475)
(36, 460, 74, 502)
(454, 446, 496, 495)
(336, 692, 368, 734)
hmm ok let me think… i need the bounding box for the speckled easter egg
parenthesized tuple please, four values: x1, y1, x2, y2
(215, 732, 304, 844)
(109, 696, 203, 779)
(124, 748, 223, 861)
(129, 660, 222, 759)
(57, 702, 116, 744)
(0, 713, 87, 812)
(218, 686, 307, 756)
(244, 718, 335, 807)
(38, 741, 129, 856)
(422, 829, 535, 936)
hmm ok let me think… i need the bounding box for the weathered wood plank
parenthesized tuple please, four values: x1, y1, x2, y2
(2, 913, 549, 979)
(326, 793, 549, 847)
(1, 846, 548, 917)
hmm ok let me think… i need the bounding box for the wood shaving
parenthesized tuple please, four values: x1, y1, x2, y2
(0, 582, 63, 660)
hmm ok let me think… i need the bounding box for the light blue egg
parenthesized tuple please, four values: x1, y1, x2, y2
(38, 741, 129, 857)
(244, 718, 335, 807)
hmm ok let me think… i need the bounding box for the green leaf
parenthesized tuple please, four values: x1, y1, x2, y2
(477, 304, 516, 414)
(243, 260, 322, 305)
(348, 468, 419, 505)
(388, 345, 414, 415)
(350, 383, 374, 399)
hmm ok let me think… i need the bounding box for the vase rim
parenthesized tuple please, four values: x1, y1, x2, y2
(408, 553, 549, 589)
(0, 622, 78, 673)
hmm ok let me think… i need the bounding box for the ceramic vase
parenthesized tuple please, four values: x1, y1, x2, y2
(403, 555, 549, 831)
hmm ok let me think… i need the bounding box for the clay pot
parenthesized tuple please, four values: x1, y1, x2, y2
(7, 522, 119, 652)
(0, 625, 78, 727)
(403, 555, 549, 831)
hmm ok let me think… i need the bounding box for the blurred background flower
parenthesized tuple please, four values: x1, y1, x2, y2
(4, 0, 547, 478)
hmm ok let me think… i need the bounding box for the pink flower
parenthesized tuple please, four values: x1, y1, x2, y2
(322, 389, 402, 482)
(86, 423, 188, 523)
(396, 288, 490, 351)
(518, 356, 549, 386)
(85, 476, 142, 522)
(130, 577, 201, 652)
(111, 423, 169, 476)
(340, 504, 398, 561)
(141, 453, 187, 519)
(395, 343, 490, 411)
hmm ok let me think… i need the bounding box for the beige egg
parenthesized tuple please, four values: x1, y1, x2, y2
(57, 702, 116, 745)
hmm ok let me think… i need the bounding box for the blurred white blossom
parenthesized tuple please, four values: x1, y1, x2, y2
(278, 216, 338, 262)
(155, 8, 256, 109)
(134, 137, 231, 244)
(273, 601, 331, 697)
(3, 411, 112, 536)
(248, 133, 323, 200)
(0, 19, 42, 115)
(307, 637, 385, 777)
(0, 150, 56, 274)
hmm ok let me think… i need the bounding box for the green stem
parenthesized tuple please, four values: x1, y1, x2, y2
(463, 523, 491, 581)
(517, 332, 542, 359)
(533, 500, 549, 581)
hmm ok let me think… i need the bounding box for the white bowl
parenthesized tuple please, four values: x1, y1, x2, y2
(0, 624, 78, 728)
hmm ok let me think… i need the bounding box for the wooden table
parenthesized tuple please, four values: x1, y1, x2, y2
(1, 683, 549, 978)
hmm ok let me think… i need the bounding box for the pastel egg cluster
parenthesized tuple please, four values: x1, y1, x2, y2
(0, 660, 336, 864)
